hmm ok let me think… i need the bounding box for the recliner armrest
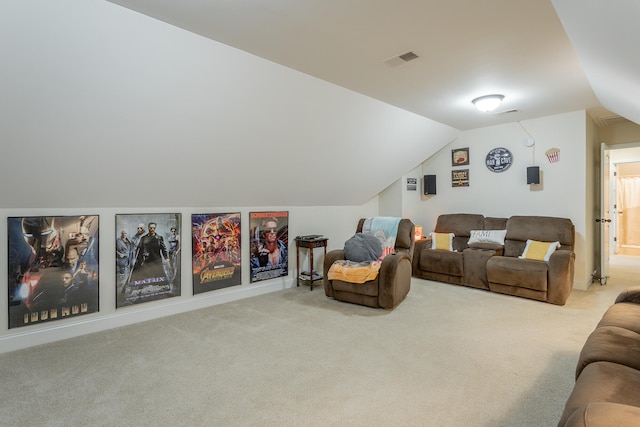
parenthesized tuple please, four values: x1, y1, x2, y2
(379, 251, 412, 309)
(323, 249, 346, 297)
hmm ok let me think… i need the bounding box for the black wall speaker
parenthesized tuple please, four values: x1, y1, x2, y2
(424, 175, 436, 195)
(527, 166, 540, 184)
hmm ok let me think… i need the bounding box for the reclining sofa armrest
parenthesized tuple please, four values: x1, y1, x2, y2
(615, 286, 640, 304)
(563, 402, 640, 427)
(379, 252, 412, 309)
(412, 239, 431, 275)
(323, 249, 346, 297)
(547, 250, 575, 305)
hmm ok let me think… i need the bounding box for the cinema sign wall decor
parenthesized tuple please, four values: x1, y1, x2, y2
(485, 147, 513, 173)
(451, 169, 469, 187)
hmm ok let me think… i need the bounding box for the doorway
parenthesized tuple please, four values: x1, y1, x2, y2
(616, 162, 640, 255)
(607, 145, 640, 277)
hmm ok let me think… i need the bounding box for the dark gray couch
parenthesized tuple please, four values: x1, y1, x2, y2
(412, 213, 575, 305)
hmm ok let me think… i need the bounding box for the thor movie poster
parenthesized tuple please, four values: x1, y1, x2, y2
(8, 215, 99, 329)
(249, 211, 288, 283)
(191, 213, 241, 294)
(116, 213, 181, 308)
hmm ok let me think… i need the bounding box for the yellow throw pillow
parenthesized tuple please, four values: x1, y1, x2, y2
(519, 240, 560, 261)
(431, 232, 454, 251)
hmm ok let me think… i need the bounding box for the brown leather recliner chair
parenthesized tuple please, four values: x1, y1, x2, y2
(323, 218, 415, 309)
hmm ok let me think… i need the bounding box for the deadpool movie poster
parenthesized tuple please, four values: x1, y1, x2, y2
(191, 213, 241, 294)
(249, 211, 289, 283)
(8, 215, 100, 329)
(115, 213, 181, 308)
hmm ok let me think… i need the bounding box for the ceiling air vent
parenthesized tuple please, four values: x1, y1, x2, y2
(383, 51, 419, 67)
(598, 115, 631, 127)
(399, 51, 419, 62)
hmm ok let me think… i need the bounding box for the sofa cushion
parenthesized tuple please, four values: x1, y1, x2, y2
(519, 239, 560, 261)
(503, 216, 574, 257)
(434, 213, 484, 236)
(597, 302, 640, 334)
(331, 279, 379, 296)
(558, 361, 640, 427)
(486, 256, 548, 291)
(430, 232, 454, 251)
(419, 249, 463, 277)
(484, 217, 508, 230)
(434, 214, 485, 252)
(564, 402, 640, 427)
(576, 326, 640, 379)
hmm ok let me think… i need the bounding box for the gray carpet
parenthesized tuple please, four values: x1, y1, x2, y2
(0, 257, 636, 427)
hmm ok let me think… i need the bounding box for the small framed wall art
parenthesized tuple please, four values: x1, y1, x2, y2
(452, 169, 469, 187)
(451, 147, 470, 166)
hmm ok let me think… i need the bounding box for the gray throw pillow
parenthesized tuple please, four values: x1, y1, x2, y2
(344, 233, 382, 262)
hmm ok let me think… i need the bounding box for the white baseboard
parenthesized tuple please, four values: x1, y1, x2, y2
(0, 280, 291, 354)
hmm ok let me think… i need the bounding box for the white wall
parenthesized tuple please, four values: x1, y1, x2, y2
(378, 181, 403, 217)
(0, 0, 456, 352)
(402, 111, 592, 289)
(0, 201, 377, 353)
(585, 113, 599, 285)
(0, 0, 458, 210)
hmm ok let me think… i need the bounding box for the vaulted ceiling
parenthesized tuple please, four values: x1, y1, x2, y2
(4, 1, 640, 210)
(107, 0, 640, 129)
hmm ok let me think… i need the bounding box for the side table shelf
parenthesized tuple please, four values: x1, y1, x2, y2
(294, 235, 328, 291)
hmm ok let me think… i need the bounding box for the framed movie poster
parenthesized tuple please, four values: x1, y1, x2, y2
(249, 211, 289, 283)
(191, 213, 241, 294)
(115, 213, 181, 308)
(8, 215, 100, 329)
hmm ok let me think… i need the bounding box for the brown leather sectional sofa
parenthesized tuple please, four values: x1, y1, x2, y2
(411, 213, 576, 305)
(558, 287, 640, 426)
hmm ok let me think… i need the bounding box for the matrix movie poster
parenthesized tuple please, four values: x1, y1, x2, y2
(115, 213, 181, 308)
(191, 213, 241, 294)
(249, 211, 288, 283)
(8, 215, 99, 329)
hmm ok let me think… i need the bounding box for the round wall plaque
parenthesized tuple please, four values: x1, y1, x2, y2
(485, 147, 513, 173)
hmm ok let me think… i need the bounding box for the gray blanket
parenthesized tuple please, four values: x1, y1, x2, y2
(344, 233, 382, 262)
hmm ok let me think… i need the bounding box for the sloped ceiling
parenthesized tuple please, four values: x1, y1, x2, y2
(106, 0, 621, 130)
(551, 0, 640, 126)
(1, 0, 457, 209)
(4, 0, 639, 209)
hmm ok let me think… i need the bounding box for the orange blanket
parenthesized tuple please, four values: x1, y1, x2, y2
(327, 260, 381, 284)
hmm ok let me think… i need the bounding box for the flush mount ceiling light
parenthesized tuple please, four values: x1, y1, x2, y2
(472, 94, 505, 112)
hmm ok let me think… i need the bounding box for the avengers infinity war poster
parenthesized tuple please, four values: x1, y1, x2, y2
(8, 215, 100, 329)
(191, 213, 241, 294)
(249, 211, 288, 283)
(115, 213, 181, 308)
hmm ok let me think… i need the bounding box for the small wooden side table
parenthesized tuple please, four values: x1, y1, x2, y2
(294, 235, 328, 291)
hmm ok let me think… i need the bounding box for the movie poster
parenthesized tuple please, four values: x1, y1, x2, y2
(191, 213, 241, 294)
(7, 215, 100, 329)
(115, 213, 181, 308)
(249, 211, 289, 283)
